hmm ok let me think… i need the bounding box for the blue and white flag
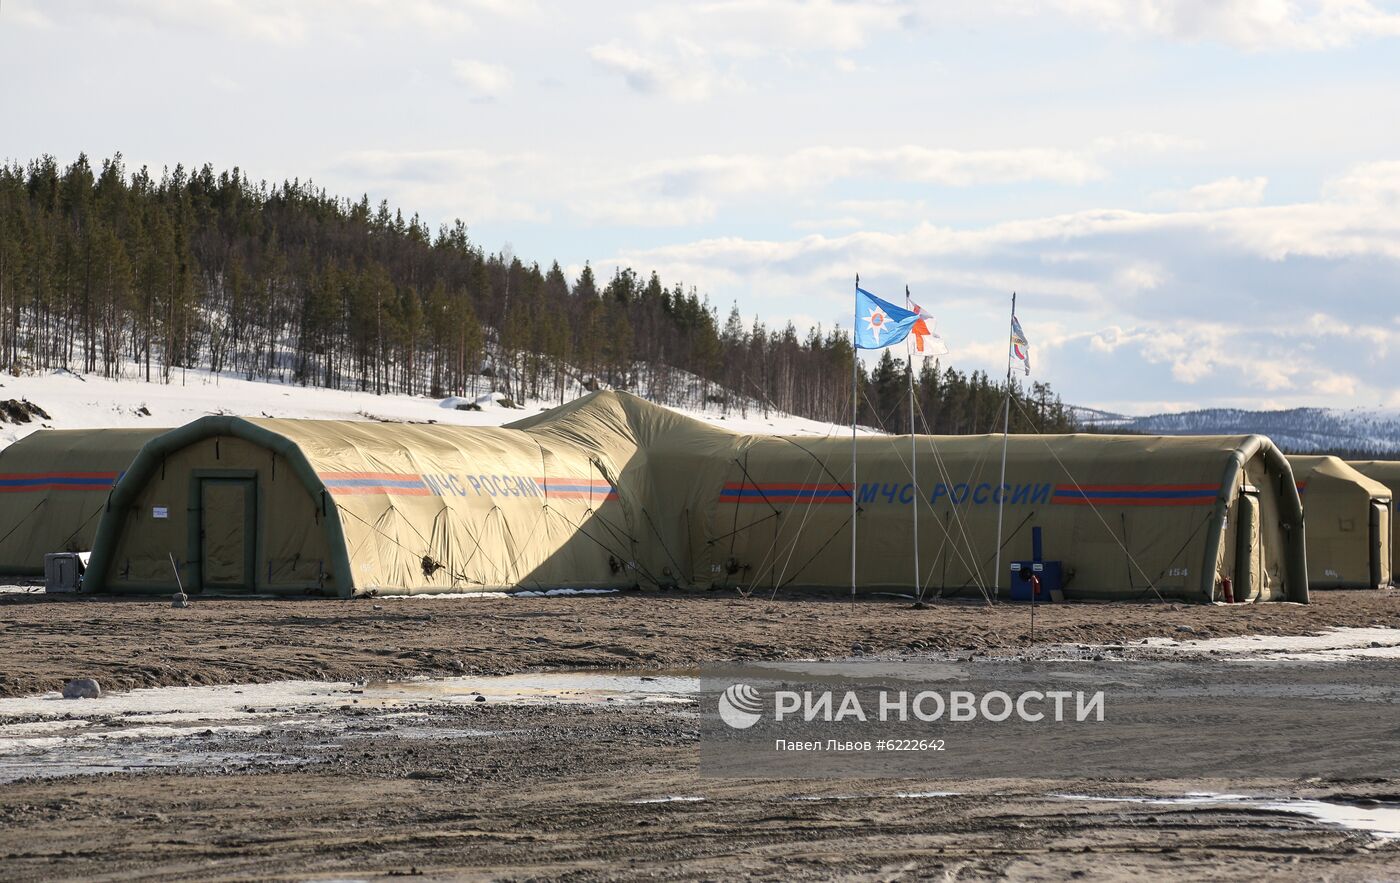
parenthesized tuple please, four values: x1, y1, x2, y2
(854, 287, 918, 349)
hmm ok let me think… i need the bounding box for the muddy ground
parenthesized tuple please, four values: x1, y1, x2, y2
(1, 589, 1397, 880)
(0, 699, 1396, 881)
(2, 588, 1399, 697)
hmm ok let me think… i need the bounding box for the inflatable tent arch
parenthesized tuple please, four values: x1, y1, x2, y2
(84, 412, 646, 597)
(1346, 460, 1400, 583)
(1288, 455, 1390, 589)
(85, 417, 351, 595)
(0, 428, 166, 575)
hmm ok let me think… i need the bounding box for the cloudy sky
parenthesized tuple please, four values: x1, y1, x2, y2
(4, 0, 1399, 414)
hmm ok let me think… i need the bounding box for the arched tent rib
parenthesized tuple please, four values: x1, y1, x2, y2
(1203, 435, 1308, 603)
(84, 416, 353, 596)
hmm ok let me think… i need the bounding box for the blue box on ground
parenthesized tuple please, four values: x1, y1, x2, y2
(1009, 560, 1063, 602)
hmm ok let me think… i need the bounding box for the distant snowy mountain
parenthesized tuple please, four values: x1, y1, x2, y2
(1074, 405, 1400, 455)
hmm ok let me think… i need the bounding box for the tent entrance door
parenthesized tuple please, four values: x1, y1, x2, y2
(1369, 501, 1386, 589)
(199, 478, 256, 592)
(1234, 490, 1262, 600)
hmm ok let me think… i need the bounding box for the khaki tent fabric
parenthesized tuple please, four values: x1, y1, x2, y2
(648, 426, 1306, 603)
(87, 407, 646, 596)
(0, 428, 165, 574)
(1346, 460, 1400, 583)
(1288, 455, 1390, 589)
(85, 392, 1307, 603)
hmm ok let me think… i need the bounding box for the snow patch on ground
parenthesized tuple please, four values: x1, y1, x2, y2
(1053, 792, 1400, 841)
(1138, 627, 1400, 662)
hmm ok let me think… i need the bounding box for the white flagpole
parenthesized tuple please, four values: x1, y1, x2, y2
(993, 292, 1016, 604)
(851, 274, 859, 603)
(906, 285, 919, 599)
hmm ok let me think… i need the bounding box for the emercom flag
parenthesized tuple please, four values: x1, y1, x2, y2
(907, 298, 949, 359)
(854, 287, 918, 349)
(1011, 315, 1030, 375)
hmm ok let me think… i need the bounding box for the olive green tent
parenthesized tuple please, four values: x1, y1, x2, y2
(85, 411, 644, 596)
(1346, 460, 1400, 584)
(0, 428, 166, 575)
(1287, 455, 1390, 589)
(85, 392, 1308, 603)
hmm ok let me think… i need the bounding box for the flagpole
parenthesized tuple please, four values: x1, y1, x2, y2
(906, 285, 919, 601)
(993, 292, 1016, 605)
(851, 274, 860, 603)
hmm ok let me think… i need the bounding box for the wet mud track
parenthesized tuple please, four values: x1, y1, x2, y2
(0, 679, 1397, 880)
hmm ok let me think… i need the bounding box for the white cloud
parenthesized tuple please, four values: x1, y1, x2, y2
(792, 217, 864, 231)
(1155, 176, 1268, 209)
(633, 0, 909, 56)
(5, 0, 54, 28)
(329, 149, 551, 223)
(69, 0, 530, 44)
(587, 40, 730, 101)
(1324, 160, 1400, 205)
(451, 59, 513, 98)
(1091, 131, 1207, 155)
(338, 140, 1116, 230)
(580, 196, 719, 227)
(1045, 0, 1400, 50)
(834, 199, 930, 220)
(627, 146, 1105, 200)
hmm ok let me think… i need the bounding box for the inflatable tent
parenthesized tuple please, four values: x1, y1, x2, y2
(1287, 455, 1390, 589)
(85, 392, 1308, 603)
(85, 412, 643, 596)
(1347, 460, 1400, 583)
(0, 428, 166, 575)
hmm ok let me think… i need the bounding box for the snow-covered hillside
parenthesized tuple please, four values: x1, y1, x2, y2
(0, 368, 859, 450)
(1076, 405, 1400, 454)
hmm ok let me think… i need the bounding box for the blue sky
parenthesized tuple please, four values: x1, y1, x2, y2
(3, 0, 1399, 414)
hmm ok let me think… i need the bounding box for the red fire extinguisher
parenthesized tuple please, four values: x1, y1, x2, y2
(1222, 576, 1235, 604)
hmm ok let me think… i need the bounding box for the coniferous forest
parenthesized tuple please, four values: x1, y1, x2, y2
(0, 153, 1075, 433)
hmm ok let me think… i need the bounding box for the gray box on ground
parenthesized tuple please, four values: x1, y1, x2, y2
(43, 552, 87, 592)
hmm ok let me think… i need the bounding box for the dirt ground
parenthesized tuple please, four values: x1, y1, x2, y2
(1, 589, 1398, 880)
(0, 701, 1396, 881)
(1, 588, 1398, 697)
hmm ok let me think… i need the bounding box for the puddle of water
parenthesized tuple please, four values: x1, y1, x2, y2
(895, 791, 961, 798)
(0, 722, 276, 754)
(1137, 627, 1400, 663)
(0, 747, 298, 783)
(1260, 799, 1400, 840)
(629, 796, 706, 804)
(0, 671, 698, 782)
(0, 672, 698, 720)
(379, 672, 696, 706)
(1052, 792, 1400, 841)
(385, 588, 619, 601)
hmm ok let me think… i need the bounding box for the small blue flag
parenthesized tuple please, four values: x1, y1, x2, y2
(853, 287, 918, 349)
